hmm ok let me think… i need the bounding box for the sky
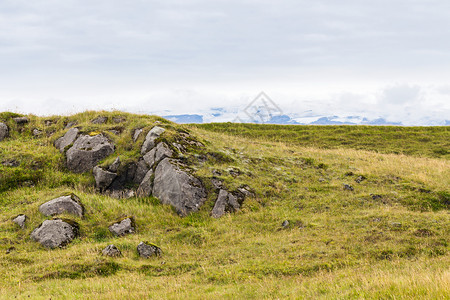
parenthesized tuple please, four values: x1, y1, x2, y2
(0, 0, 449, 124)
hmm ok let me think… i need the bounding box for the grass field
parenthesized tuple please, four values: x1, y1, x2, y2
(0, 111, 449, 299)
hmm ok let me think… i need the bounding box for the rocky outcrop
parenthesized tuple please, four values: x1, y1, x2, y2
(137, 242, 161, 258)
(0, 122, 9, 141)
(31, 219, 79, 249)
(13, 214, 27, 229)
(93, 166, 117, 191)
(66, 134, 114, 173)
(102, 244, 122, 257)
(211, 189, 240, 218)
(109, 217, 135, 236)
(141, 126, 165, 154)
(39, 194, 84, 217)
(152, 158, 207, 216)
(54, 127, 79, 152)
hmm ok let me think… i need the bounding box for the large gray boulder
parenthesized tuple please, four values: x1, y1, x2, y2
(137, 242, 162, 258)
(39, 194, 84, 217)
(66, 134, 115, 173)
(109, 217, 135, 236)
(31, 219, 79, 249)
(211, 189, 240, 218)
(143, 142, 173, 169)
(141, 126, 165, 154)
(0, 122, 9, 141)
(137, 170, 153, 197)
(54, 127, 79, 152)
(93, 166, 117, 191)
(152, 158, 207, 216)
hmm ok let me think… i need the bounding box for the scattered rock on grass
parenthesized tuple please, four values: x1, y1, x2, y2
(91, 116, 108, 124)
(133, 128, 143, 142)
(31, 219, 79, 249)
(281, 220, 290, 228)
(343, 184, 354, 191)
(13, 214, 27, 229)
(0, 122, 9, 141)
(13, 117, 29, 124)
(39, 194, 84, 217)
(109, 217, 135, 236)
(137, 242, 161, 258)
(211, 189, 240, 218)
(102, 244, 122, 257)
(355, 175, 366, 183)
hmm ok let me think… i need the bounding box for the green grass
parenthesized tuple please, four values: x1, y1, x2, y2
(194, 123, 450, 159)
(0, 111, 449, 299)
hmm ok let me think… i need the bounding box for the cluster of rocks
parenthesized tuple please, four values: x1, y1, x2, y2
(12, 194, 161, 258)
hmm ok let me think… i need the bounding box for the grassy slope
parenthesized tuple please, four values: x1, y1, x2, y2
(0, 112, 449, 299)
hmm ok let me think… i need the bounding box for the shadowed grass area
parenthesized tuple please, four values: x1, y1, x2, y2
(0, 111, 448, 299)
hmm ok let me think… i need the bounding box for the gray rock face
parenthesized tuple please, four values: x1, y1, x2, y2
(137, 242, 161, 258)
(31, 219, 79, 249)
(13, 214, 27, 229)
(211, 189, 240, 218)
(155, 143, 173, 162)
(13, 117, 29, 124)
(134, 159, 149, 184)
(66, 134, 114, 173)
(141, 126, 165, 154)
(133, 128, 143, 142)
(143, 147, 157, 168)
(54, 128, 79, 153)
(102, 244, 122, 257)
(153, 158, 207, 216)
(108, 157, 121, 172)
(0, 122, 9, 141)
(137, 170, 153, 197)
(109, 217, 135, 236)
(93, 166, 117, 191)
(39, 194, 84, 217)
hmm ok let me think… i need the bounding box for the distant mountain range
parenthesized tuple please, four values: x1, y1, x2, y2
(163, 110, 448, 126)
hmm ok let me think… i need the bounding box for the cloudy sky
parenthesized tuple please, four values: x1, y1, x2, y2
(0, 0, 449, 124)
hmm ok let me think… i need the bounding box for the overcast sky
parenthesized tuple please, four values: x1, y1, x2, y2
(0, 0, 449, 124)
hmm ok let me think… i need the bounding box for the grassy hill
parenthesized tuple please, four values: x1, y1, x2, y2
(0, 111, 449, 299)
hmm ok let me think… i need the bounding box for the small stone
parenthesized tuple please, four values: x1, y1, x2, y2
(54, 127, 79, 153)
(102, 244, 122, 257)
(355, 175, 366, 183)
(137, 242, 162, 258)
(281, 220, 290, 228)
(390, 222, 402, 227)
(343, 184, 354, 191)
(2, 159, 19, 167)
(6, 247, 15, 254)
(109, 217, 135, 236)
(212, 189, 240, 218)
(13, 117, 29, 124)
(32, 128, 43, 137)
(13, 214, 27, 229)
(65, 121, 77, 129)
(371, 194, 383, 201)
(91, 116, 108, 124)
(112, 117, 126, 123)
